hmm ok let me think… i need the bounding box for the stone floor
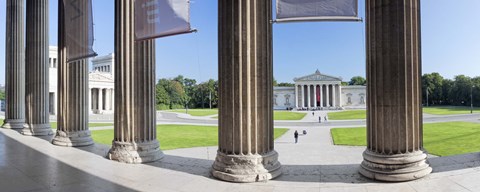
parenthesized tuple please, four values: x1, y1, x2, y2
(1, 124, 480, 192)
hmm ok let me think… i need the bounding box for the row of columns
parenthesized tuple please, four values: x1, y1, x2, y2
(2, 0, 431, 183)
(295, 84, 342, 109)
(89, 88, 114, 113)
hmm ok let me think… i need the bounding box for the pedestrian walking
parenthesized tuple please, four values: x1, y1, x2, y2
(324, 115, 328, 122)
(312, 112, 315, 116)
(294, 130, 299, 143)
(319, 116, 322, 123)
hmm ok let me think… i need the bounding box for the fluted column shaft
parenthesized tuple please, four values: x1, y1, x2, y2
(313, 84, 317, 107)
(320, 85, 324, 107)
(98, 89, 103, 111)
(332, 85, 336, 108)
(23, 0, 52, 136)
(301, 85, 304, 107)
(107, 0, 163, 164)
(295, 85, 298, 108)
(213, 0, 281, 183)
(53, 0, 93, 147)
(360, 0, 431, 182)
(326, 85, 330, 107)
(307, 85, 311, 108)
(3, 0, 25, 129)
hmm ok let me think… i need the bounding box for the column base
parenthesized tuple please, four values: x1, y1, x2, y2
(359, 150, 432, 182)
(21, 123, 53, 136)
(212, 150, 282, 183)
(52, 130, 94, 147)
(107, 140, 164, 164)
(2, 119, 26, 129)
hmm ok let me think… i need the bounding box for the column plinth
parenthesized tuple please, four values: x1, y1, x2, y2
(360, 0, 431, 182)
(3, 0, 26, 129)
(213, 0, 280, 183)
(107, 0, 163, 163)
(23, 0, 52, 136)
(212, 151, 281, 183)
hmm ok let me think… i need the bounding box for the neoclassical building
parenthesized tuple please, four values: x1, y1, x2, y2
(48, 47, 114, 115)
(274, 70, 366, 110)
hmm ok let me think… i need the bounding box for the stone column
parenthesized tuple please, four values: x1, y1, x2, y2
(107, 0, 163, 164)
(326, 84, 330, 107)
(53, 0, 93, 147)
(332, 85, 336, 108)
(3, 0, 25, 129)
(339, 85, 343, 107)
(295, 85, 298, 108)
(320, 85, 324, 107)
(313, 85, 316, 107)
(213, 0, 281, 183)
(307, 85, 311, 108)
(22, 0, 52, 136)
(301, 85, 305, 108)
(98, 89, 103, 112)
(360, 0, 431, 182)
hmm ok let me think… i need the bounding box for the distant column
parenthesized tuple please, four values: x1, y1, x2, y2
(53, 0, 93, 147)
(213, 0, 281, 182)
(307, 85, 311, 108)
(326, 85, 330, 107)
(107, 0, 163, 163)
(313, 84, 317, 107)
(338, 85, 343, 108)
(332, 85, 337, 108)
(98, 89, 103, 112)
(320, 85, 324, 107)
(301, 85, 305, 108)
(23, 0, 52, 136)
(360, 0, 431, 181)
(3, 0, 26, 129)
(295, 85, 298, 108)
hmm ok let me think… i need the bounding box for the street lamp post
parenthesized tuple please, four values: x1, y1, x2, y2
(471, 85, 475, 114)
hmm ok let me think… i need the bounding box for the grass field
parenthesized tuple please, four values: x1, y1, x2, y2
(328, 110, 366, 120)
(175, 109, 307, 121)
(169, 109, 219, 117)
(274, 111, 306, 120)
(423, 106, 479, 115)
(91, 125, 289, 150)
(50, 122, 114, 129)
(331, 122, 480, 156)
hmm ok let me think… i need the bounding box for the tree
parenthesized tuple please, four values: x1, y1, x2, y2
(0, 90, 5, 100)
(277, 82, 294, 87)
(422, 73, 444, 105)
(349, 76, 366, 85)
(450, 75, 472, 106)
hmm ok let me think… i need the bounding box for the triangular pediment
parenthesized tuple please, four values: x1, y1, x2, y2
(294, 70, 342, 82)
(89, 71, 114, 82)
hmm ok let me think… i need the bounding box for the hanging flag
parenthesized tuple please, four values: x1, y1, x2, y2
(275, 0, 360, 23)
(63, 0, 97, 62)
(135, 0, 194, 41)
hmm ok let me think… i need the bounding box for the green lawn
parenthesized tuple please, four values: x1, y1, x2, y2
(214, 111, 306, 120)
(169, 109, 218, 117)
(274, 111, 306, 120)
(50, 122, 114, 129)
(331, 122, 480, 156)
(91, 124, 289, 150)
(423, 106, 479, 115)
(328, 110, 366, 120)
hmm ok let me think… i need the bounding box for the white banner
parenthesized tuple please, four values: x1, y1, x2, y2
(64, 0, 97, 62)
(276, 0, 359, 23)
(135, 0, 192, 41)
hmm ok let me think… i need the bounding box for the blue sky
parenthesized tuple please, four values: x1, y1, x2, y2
(0, 0, 479, 84)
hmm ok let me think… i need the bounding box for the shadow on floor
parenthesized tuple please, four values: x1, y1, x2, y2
(4, 129, 480, 186)
(0, 130, 139, 192)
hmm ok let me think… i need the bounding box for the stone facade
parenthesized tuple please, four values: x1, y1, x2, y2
(273, 70, 366, 110)
(47, 47, 114, 115)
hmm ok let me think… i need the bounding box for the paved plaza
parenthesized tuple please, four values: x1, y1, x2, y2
(0, 112, 479, 191)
